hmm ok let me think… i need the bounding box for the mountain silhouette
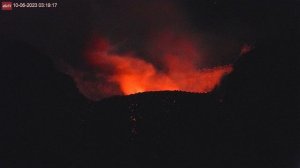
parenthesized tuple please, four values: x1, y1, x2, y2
(0, 38, 298, 168)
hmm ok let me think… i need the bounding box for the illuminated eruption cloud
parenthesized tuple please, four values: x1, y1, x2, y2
(65, 1, 241, 100)
(84, 36, 233, 97)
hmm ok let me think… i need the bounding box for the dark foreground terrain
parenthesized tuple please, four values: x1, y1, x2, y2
(0, 37, 298, 168)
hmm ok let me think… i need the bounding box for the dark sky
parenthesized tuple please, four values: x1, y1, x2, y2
(1, 0, 296, 67)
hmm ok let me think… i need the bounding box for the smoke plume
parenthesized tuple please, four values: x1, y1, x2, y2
(65, 0, 241, 100)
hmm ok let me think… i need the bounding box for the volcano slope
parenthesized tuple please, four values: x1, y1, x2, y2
(0, 39, 298, 168)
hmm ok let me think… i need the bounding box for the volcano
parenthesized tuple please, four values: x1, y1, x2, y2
(0, 24, 298, 167)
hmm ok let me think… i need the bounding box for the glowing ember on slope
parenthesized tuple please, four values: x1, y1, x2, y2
(85, 37, 233, 96)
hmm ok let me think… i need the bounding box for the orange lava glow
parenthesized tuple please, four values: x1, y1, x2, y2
(86, 37, 233, 95)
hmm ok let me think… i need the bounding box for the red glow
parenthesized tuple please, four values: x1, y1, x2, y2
(86, 37, 233, 95)
(240, 44, 253, 55)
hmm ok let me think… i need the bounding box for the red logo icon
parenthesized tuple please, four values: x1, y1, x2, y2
(2, 2, 12, 11)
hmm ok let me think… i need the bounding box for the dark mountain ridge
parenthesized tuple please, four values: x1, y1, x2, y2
(0, 38, 298, 168)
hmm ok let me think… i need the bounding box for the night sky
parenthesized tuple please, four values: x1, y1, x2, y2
(1, 0, 296, 66)
(1, 0, 298, 99)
